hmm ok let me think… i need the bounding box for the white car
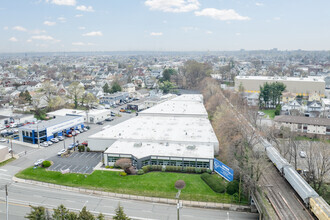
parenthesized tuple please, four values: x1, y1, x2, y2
(47, 141, 53, 145)
(57, 149, 66, 156)
(299, 151, 307, 158)
(83, 128, 88, 132)
(75, 130, 80, 134)
(41, 142, 49, 147)
(258, 111, 265, 116)
(0, 138, 6, 142)
(57, 136, 64, 141)
(34, 159, 44, 166)
(50, 138, 59, 143)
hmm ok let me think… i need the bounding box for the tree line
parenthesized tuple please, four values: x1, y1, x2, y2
(102, 81, 122, 94)
(25, 204, 130, 220)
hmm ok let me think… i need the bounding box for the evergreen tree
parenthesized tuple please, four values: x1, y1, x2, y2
(110, 81, 122, 93)
(113, 204, 130, 220)
(52, 204, 69, 220)
(103, 83, 110, 93)
(97, 213, 105, 220)
(78, 206, 95, 220)
(25, 206, 48, 220)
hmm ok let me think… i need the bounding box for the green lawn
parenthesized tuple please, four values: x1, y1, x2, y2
(0, 157, 15, 167)
(16, 167, 247, 204)
(261, 109, 276, 119)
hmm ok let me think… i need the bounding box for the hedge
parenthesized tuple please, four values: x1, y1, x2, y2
(141, 165, 212, 174)
(201, 173, 225, 193)
(226, 180, 239, 195)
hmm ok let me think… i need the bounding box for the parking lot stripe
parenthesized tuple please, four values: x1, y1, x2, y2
(61, 165, 68, 170)
(53, 164, 61, 170)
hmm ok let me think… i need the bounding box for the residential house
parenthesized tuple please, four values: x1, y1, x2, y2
(274, 115, 330, 136)
(308, 92, 321, 102)
(281, 92, 296, 103)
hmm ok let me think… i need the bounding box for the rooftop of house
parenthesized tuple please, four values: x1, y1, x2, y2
(274, 115, 330, 126)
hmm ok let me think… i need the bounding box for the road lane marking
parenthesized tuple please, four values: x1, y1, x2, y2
(0, 169, 7, 172)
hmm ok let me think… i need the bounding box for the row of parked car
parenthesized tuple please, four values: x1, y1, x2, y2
(40, 127, 89, 147)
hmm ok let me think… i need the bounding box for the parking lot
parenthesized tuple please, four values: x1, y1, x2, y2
(47, 151, 102, 174)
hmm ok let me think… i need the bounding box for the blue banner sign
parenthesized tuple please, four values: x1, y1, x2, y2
(214, 158, 234, 182)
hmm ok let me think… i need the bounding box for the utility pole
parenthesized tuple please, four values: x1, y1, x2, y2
(10, 138, 13, 159)
(5, 184, 8, 220)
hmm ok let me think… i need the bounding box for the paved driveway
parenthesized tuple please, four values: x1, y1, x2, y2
(47, 152, 102, 174)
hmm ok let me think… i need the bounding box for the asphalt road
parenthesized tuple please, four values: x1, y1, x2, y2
(0, 105, 259, 219)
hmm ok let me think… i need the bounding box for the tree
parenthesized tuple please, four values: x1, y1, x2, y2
(52, 204, 69, 220)
(85, 93, 98, 109)
(39, 81, 57, 109)
(78, 206, 95, 220)
(96, 213, 105, 220)
(181, 60, 212, 89)
(160, 68, 176, 82)
(159, 81, 175, 94)
(66, 212, 78, 220)
(25, 206, 49, 220)
(259, 82, 286, 108)
(113, 204, 130, 220)
(67, 82, 85, 109)
(103, 83, 110, 93)
(111, 81, 122, 93)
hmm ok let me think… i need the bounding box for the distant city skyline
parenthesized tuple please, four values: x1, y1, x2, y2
(1, 0, 330, 52)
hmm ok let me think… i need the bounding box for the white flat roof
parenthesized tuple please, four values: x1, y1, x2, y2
(140, 94, 207, 117)
(322, 98, 330, 105)
(89, 115, 218, 144)
(236, 76, 325, 83)
(104, 140, 214, 159)
(48, 108, 109, 117)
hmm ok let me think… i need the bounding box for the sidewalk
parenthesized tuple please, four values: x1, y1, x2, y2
(12, 176, 251, 212)
(12, 140, 40, 149)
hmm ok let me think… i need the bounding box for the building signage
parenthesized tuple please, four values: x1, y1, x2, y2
(46, 117, 84, 135)
(214, 158, 234, 182)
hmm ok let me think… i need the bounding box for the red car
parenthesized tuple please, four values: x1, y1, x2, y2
(82, 141, 88, 146)
(65, 133, 72, 137)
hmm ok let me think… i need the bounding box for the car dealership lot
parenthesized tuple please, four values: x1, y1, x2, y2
(47, 152, 102, 174)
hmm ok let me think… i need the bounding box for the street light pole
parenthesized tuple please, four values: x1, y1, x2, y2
(36, 124, 40, 148)
(5, 184, 8, 220)
(10, 138, 13, 159)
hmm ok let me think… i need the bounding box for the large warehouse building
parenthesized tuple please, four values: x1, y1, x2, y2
(88, 94, 218, 169)
(18, 116, 84, 144)
(235, 76, 325, 97)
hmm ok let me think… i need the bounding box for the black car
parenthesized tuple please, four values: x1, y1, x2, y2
(105, 118, 114, 121)
(96, 121, 104, 125)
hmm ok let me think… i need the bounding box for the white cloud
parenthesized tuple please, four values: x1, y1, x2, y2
(145, 0, 200, 13)
(206, 30, 213, 34)
(27, 39, 32, 43)
(9, 37, 18, 42)
(82, 31, 103, 36)
(72, 42, 85, 46)
(75, 14, 83, 17)
(78, 26, 86, 30)
(76, 5, 94, 12)
(44, 21, 56, 26)
(12, 26, 27, 32)
(182, 26, 199, 32)
(49, 0, 76, 6)
(57, 17, 66, 23)
(150, 32, 163, 36)
(163, 20, 167, 24)
(195, 8, 250, 21)
(3, 26, 8, 30)
(30, 35, 55, 41)
(274, 17, 281, 20)
(255, 2, 264, 6)
(30, 29, 46, 34)
(236, 33, 241, 36)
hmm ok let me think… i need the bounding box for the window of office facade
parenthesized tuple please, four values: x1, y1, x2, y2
(141, 158, 210, 168)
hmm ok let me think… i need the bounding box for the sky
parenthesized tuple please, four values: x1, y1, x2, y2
(0, 0, 330, 52)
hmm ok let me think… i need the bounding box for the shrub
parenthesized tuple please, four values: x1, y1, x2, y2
(182, 167, 187, 173)
(119, 172, 127, 176)
(142, 165, 151, 173)
(105, 165, 110, 169)
(150, 165, 162, 171)
(125, 166, 137, 175)
(206, 169, 212, 174)
(86, 147, 90, 152)
(42, 160, 51, 168)
(110, 166, 114, 169)
(226, 180, 239, 195)
(114, 165, 121, 169)
(137, 169, 144, 175)
(78, 145, 85, 152)
(195, 168, 202, 174)
(115, 158, 132, 170)
(201, 173, 225, 193)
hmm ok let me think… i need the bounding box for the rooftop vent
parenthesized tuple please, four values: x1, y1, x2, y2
(134, 142, 142, 147)
(187, 145, 196, 150)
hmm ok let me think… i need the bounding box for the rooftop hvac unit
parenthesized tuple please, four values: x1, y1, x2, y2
(187, 145, 196, 150)
(134, 142, 142, 147)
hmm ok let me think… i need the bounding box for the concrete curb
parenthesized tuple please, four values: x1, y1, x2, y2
(12, 176, 251, 212)
(12, 140, 40, 148)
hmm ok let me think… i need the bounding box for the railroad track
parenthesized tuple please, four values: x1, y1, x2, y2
(219, 91, 314, 219)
